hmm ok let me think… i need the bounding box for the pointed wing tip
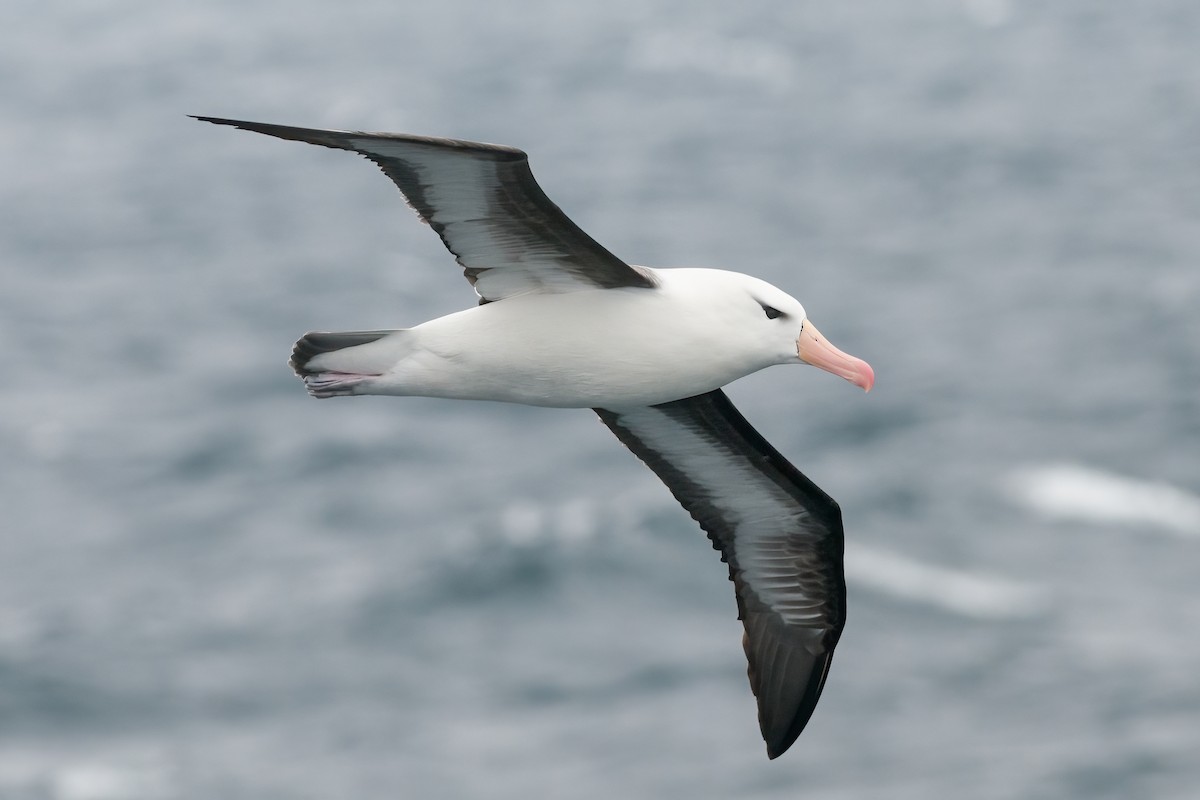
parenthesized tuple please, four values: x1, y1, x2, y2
(189, 115, 295, 132)
(763, 711, 814, 759)
(760, 695, 821, 759)
(766, 742, 789, 761)
(190, 114, 239, 126)
(748, 628, 838, 759)
(191, 116, 534, 164)
(190, 116, 368, 153)
(190, 115, 288, 136)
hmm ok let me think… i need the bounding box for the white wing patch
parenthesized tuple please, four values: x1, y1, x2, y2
(612, 403, 831, 632)
(349, 137, 495, 223)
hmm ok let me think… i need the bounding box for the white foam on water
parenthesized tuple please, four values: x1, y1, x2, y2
(0, 750, 171, 800)
(845, 542, 1047, 620)
(1006, 463, 1200, 537)
(52, 763, 162, 800)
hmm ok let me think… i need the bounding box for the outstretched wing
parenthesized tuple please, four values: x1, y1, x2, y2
(595, 390, 846, 759)
(193, 116, 656, 302)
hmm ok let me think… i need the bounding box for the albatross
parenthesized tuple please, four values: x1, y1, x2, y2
(195, 116, 874, 759)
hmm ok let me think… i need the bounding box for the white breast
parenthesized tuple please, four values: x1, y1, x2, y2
(372, 268, 796, 408)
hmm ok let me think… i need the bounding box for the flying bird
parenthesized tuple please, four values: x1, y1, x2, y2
(195, 116, 874, 759)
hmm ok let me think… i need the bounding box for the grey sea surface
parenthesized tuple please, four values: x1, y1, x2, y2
(3, 1, 1199, 797)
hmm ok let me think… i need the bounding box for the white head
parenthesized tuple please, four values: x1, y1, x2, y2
(731, 272, 875, 392)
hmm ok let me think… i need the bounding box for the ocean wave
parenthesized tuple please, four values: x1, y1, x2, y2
(1005, 463, 1200, 537)
(846, 542, 1047, 620)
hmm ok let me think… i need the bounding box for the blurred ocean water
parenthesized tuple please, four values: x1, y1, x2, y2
(2, 1, 1198, 797)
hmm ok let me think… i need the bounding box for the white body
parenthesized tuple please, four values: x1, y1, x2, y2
(306, 268, 809, 409)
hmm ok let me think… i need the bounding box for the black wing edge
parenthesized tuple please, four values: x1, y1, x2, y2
(190, 115, 528, 159)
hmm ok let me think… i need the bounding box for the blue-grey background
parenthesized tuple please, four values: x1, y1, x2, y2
(2, 1, 1198, 798)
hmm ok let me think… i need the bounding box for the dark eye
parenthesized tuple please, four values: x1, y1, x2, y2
(761, 304, 785, 320)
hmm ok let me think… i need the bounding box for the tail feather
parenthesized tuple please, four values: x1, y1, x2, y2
(290, 329, 411, 398)
(301, 371, 375, 398)
(289, 330, 397, 376)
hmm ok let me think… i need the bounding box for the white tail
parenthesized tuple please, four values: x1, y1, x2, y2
(289, 330, 409, 398)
